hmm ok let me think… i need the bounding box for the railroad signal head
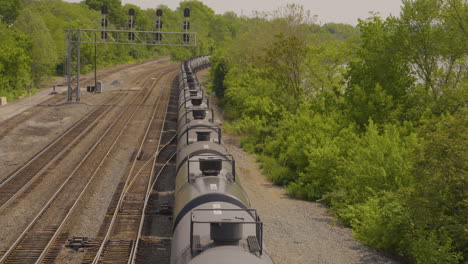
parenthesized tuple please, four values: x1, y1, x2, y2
(184, 8, 190, 18)
(129, 8, 135, 16)
(183, 33, 190, 43)
(101, 18, 108, 27)
(128, 32, 135, 40)
(101, 31, 108, 40)
(156, 20, 163, 30)
(183, 20, 190, 30)
(156, 9, 163, 17)
(101, 5, 107, 15)
(155, 32, 162, 41)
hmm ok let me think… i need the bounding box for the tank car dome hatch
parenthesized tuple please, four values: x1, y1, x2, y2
(192, 110, 206, 120)
(196, 131, 211, 141)
(175, 142, 231, 178)
(199, 158, 222, 176)
(182, 152, 235, 183)
(177, 120, 222, 147)
(178, 108, 214, 126)
(178, 91, 208, 111)
(191, 98, 203, 106)
(210, 221, 243, 243)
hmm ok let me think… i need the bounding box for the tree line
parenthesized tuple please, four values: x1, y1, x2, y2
(0, 0, 242, 99)
(208, 1, 467, 263)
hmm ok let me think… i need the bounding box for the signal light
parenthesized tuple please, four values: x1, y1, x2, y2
(155, 33, 162, 41)
(183, 20, 190, 30)
(184, 8, 190, 18)
(156, 9, 163, 17)
(183, 33, 190, 43)
(156, 20, 163, 30)
(129, 8, 135, 16)
(101, 18, 108, 27)
(101, 5, 107, 15)
(129, 32, 135, 40)
(101, 31, 108, 40)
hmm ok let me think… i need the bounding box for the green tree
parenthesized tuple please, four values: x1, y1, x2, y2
(261, 34, 308, 111)
(0, 0, 23, 24)
(84, 0, 125, 27)
(397, 0, 467, 115)
(14, 7, 58, 84)
(346, 16, 415, 126)
(405, 110, 467, 263)
(0, 23, 31, 99)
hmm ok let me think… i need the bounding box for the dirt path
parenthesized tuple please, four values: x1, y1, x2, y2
(197, 69, 399, 264)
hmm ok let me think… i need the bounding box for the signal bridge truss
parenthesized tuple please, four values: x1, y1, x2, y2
(66, 28, 196, 102)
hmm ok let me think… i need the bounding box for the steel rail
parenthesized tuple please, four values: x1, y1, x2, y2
(0, 93, 123, 212)
(0, 93, 118, 189)
(0, 85, 150, 264)
(90, 68, 177, 264)
(32, 90, 159, 264)
(122, 133, 176, 197)
(128, 95, 173, 264)
(32, 66, 177, 264)
(130, 150, 176, 264)
(129, 76, 179, 264)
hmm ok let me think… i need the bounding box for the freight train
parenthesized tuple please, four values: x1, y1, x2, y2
(170, 56, 274, 264)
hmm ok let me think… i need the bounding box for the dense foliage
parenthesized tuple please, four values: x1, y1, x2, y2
(0, 0, 242, 99)
(209, 1, 467, 263)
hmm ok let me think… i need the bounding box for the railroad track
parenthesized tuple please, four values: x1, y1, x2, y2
(0, 65, 178, 264)
(80, 69, 178, 264)
(135, 77, 181, 264)
(0, 58, 166, 141)
(0, 93, 123, 212)
(0, 62, 173, 212)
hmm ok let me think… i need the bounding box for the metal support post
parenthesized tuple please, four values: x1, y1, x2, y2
(66, 28, 196, 103)
(67, 29, 81, 103)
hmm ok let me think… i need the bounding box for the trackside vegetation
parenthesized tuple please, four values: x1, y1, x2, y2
(209, 1, 467, 263)
(0, 0, 236, 100)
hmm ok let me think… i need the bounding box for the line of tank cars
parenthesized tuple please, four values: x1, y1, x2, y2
(170, 56, 275, 264)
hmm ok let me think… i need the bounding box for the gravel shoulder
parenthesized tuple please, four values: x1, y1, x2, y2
(197, 69, 399, 264)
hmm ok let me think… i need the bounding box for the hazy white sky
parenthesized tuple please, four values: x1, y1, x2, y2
(65, 0, 404, 25)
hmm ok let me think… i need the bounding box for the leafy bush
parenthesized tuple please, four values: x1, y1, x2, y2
(258, 155, 296, 185)
(210, 2, 467, 263)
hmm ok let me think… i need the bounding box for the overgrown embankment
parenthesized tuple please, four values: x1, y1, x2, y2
(209, 2, 467, 263)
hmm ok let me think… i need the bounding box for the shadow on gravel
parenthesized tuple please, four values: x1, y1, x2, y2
(310, 217, 334, 225)
(261, 183, 276, 188)
(352, 245, 401, 264)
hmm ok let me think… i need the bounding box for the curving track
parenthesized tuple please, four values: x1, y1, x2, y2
(0, 62, 179, 264)
(80, 68, 178, 264)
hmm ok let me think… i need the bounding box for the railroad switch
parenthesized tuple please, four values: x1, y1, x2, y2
(65, 237, 95, 251)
